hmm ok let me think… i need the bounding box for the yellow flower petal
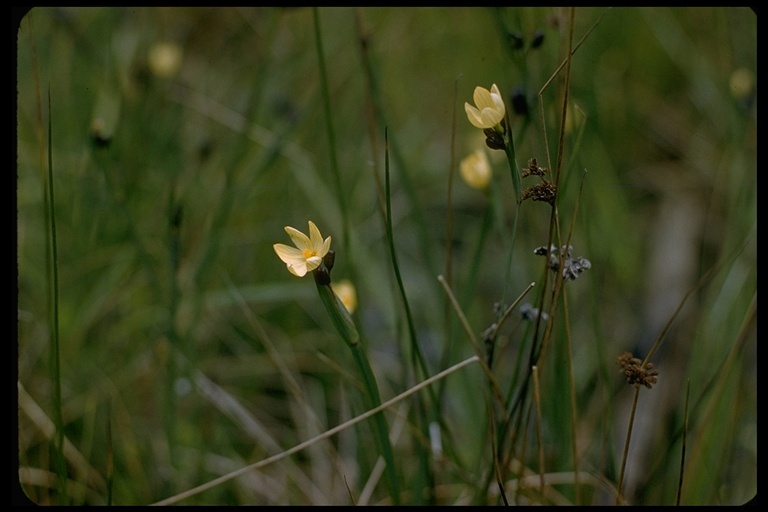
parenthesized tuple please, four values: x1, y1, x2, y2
(308, 221, 322, 247)
(273, 243, 309, 276)
(460, 149, 492, 190)
(274, 221, 332, 278)
(465, 83, 506, 129)
(305, 255, 323, 272)
(148, 41, 182, 78)
(464, 103, 486, 129)
(285, 226, 311, 253)
(287, 262, 308, 277)
(333, 279, 357, 314)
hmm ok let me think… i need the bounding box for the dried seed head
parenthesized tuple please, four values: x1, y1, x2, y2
(520, 302, 549, 322)
(521, 157, 548, 178)
(533, 244, 591, 282)
(521, 182, 557, 204)
(533, 244, 556, 256)
(616, 352, 659, 389)
(563, 256, 591, 281)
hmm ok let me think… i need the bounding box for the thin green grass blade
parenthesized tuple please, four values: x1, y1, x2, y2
(46, 85, 66, 503)
(106, 399, 113, 506)
(313, 7, 350, 260)
(383, 129, 440, 502)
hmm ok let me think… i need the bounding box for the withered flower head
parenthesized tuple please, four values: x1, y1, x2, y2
(521, 182, 557, 204)
(521, 157, 548, 178)
(616, 352, 659, 389)
(520, 302, 549, 322)
(533, 244, 591, 282)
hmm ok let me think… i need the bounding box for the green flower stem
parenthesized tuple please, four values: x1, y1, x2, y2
(315, 277, 359, 348)
(503, 124, 521, 205)
(314, 279, 400, 504)
(348, 342, 401, 504)
(45, 87, 67, 502)
(490, 118, 524, 493)
(498, 119, 523, 311)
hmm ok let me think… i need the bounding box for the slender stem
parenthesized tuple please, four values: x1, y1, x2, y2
(315, 280, 359, 347)
(314, 280, 398, 503)
(353, 9, 386, 219)
(383, 128, 438, 503)
(46, 86, 67, 502)
(441, 77, 459, 399)
(313, 7, 350, 258)
(504, 125, 521, 205)
(616, 385, 640, 505)
(355, 10, 436, 276)
(164, 189, 182, 469)
(487, 282, 536, 342)
(499, 116, 522, 310)
(676, 380, 690, 506)
(642, 262, 718, 368)
(537, 8, 610, 96)
(437, 275, 505, 411)
(439, 201, 493, 401)
(106, 399, 113, 506)
(151, 356, 481, 506)
(444, 78, 458, 293)
(561, 290, 581, 504)
(552, 8, 575, 189)
(487, 396, 508, 506)
(532, 366, 545, 501)
(384, 130, 435, 393)
(349, 342, 401, 504)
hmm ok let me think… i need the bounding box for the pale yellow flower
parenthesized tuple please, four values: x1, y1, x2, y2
(464, 84, 506, 129)
(333, 279, 357, 314)
(460, 149, 492, 190)
(729, 67, 755, 102)
(148, 41, 182, 78)
(273, 221, 332, 277)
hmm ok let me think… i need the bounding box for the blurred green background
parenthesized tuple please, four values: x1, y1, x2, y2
(16, 7, 755, 505)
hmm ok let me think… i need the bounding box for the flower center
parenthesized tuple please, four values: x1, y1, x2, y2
(302, 249, 315, 259)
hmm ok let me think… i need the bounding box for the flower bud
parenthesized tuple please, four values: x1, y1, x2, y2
(483, 129, 506, 151)
(323, 250, 336, 272)
(314, 266, 331, 286)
